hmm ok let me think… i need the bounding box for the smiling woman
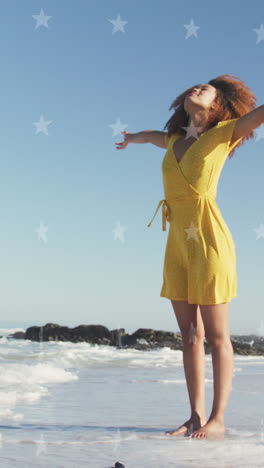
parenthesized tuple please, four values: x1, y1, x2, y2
(147, 75, 263, 439)
(163, 73, 257, 159)
(115, 74, 263, 440)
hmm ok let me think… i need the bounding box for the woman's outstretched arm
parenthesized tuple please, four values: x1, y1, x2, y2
(115, 130, 167, 150)
(231, 104, 264, 145)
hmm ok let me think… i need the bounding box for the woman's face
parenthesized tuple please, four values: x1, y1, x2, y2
(184, 84, 217, 114)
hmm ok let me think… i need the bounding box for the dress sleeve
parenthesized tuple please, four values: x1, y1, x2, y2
(216, 117, 243, 154)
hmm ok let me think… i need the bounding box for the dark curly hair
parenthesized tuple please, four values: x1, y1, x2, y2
(163, 74, 257, 158)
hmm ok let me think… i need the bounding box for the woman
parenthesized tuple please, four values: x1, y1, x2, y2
(115, 74, 263, 439)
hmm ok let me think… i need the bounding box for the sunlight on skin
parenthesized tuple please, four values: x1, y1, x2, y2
(187, 418, 226, 439)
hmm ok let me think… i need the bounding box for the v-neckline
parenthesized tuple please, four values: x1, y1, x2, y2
(172, 122, 220, 166)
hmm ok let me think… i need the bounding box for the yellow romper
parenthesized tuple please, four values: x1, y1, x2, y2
(147, 118, 243, 305)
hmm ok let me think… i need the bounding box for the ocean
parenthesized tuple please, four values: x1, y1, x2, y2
(0, 327, 263, 467)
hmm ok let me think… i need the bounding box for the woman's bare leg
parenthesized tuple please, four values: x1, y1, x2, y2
(189, 302, 233, 439)
(166, 300, 207, 436)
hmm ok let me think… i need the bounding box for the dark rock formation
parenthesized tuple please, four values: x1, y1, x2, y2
(24, 323, 113, 345)
(7, 331, 25, 339)
(5, 324, 264, 356)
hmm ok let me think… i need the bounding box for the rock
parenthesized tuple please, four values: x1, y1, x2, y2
(123, 328, 183, 351)
(20, 323, 264, 355)
(72, 325, 112, 344)
(230, 334, 264, 355)
(110, 328, 128, 347)
(24, 323, 113, 345)
(8, 331, 26, 339)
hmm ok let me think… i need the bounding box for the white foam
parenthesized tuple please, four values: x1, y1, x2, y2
(156, 377, 214, 384)
(0, 359, 78, 423)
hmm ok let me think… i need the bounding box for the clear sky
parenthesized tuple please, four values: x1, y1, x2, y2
(0, 0, 264, 335)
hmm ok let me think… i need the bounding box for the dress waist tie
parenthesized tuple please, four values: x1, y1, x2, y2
(147, 193, 215, 231)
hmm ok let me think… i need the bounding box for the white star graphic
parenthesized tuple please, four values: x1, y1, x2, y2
(32, 8, 52, 29)
(180, 120, 204, 141)
(254, 224, 264, 240)
(112, 428, 122, 452)
(189, 422, 194, 433)
(39, 326, 44, 342)
(260, 418, 264, 441)
(253, 24, 264, 44)
(108, 13, 128, 34)
(36, 220, 49, 243)
(112, 221, 127, 244)
(184, 221, 200, 241)
(33, 114, 53, 135)
(256, 319, 264, 336)
(184, 18, 200, 39)
(116, 321, 123, 347)
(38, 327, 44, 358)
(109, 118, 128, 137)
(187, 422, 194, 441)
(188, 322, 197, 344)
(102, 427, 123, 452)
(35, 432, 48, 456)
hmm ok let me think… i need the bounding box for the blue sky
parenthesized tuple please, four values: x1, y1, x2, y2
(0, 0, 264, 335)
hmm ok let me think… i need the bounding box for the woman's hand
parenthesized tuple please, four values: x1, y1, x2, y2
(115, 131, 133, 149)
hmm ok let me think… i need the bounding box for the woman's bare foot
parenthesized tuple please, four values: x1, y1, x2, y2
(165, 416, 206, 436)
(187, 418, 225, 439)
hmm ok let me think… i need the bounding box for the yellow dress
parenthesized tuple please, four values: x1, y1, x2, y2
(147, 118, 243, 305)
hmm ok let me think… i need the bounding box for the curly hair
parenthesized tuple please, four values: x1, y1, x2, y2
(163, 74, 257, 158)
